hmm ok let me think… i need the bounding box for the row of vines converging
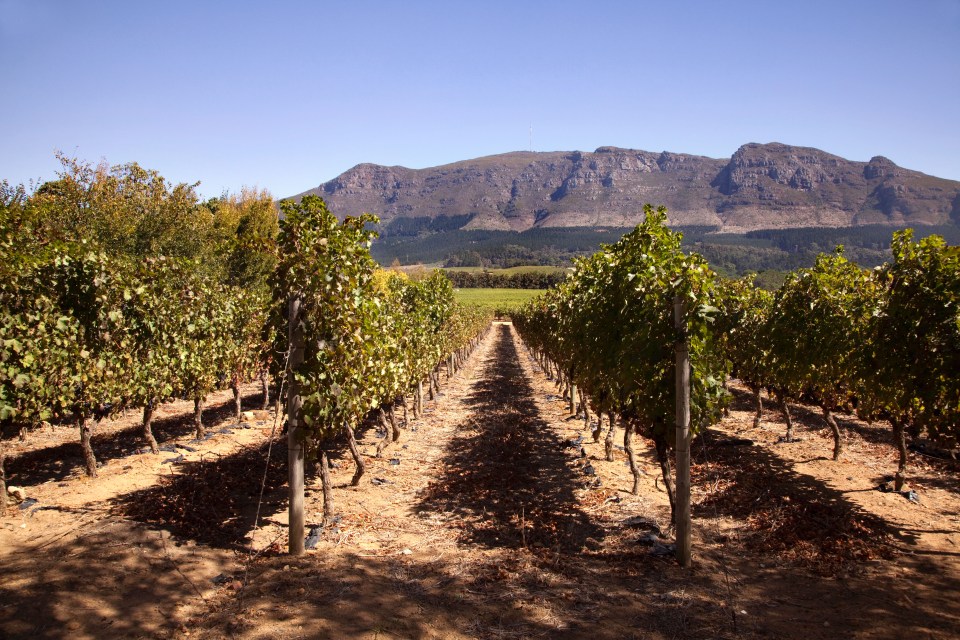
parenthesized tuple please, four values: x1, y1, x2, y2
(274, 195, 493, 525)
(515, 204, 960, 523)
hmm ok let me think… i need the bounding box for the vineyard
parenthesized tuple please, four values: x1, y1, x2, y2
(1, 163, 959, 639)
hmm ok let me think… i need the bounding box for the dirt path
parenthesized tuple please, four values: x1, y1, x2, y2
(188, 324, 739, 639)
(2, 322, 959, 639)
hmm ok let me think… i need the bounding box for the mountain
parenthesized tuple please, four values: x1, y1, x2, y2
(292, 143, 960, 233)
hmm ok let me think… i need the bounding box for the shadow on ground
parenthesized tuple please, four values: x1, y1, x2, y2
(418, 323, 603, 552)
(693, 428, 903, 572)
(3, 392, 269, 487)
(727, 384, 960, 498)
(727, 384, 893, 448)
(190, 549, 743, 640)
(0, 521, 234, 639)
(111, 435, 290, 549)
(692, 427, 960, 636)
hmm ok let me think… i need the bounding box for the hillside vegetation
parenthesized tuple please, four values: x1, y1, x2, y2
(374, 222, 960, 282)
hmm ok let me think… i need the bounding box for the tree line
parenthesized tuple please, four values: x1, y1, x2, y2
(443, 270, 566, 289)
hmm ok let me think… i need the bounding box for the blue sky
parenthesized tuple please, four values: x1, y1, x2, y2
(2, 0, 958, 199)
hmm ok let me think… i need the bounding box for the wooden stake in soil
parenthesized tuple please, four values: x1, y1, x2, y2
(674, 296, 692, 568)
(320, 448, 334, 526)
(287, 295, 306, 556)
(893, 419, 908, 491)
(0, 452, 7, 508)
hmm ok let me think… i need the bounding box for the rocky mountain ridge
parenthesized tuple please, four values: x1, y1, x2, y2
(293, 143, 960, 232)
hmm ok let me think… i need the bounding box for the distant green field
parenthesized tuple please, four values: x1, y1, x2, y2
(445, 265, 570, 276)
(454, 288, 544, 312)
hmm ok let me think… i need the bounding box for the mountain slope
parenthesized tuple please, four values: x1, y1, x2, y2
(293, 143, 960, 232)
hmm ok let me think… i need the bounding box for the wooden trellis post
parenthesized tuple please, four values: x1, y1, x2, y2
(569, 380, 577, 415)
(674, 297, 692, 568)
(287, 295, 305, 555)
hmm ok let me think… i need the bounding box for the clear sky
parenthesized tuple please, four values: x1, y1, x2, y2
(2, 0, 958, 199)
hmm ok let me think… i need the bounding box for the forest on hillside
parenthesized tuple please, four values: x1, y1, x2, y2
(372, 222, 960, 281)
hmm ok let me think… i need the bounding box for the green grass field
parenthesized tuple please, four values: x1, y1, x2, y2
(453, 288, 544, 312)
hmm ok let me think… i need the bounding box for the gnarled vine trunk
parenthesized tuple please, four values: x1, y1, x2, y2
(892, 418, 908, 491)
(604, 412, 616, 461)
(78, 414, 98, 478)
(777, 392, 794, 441)
(231, 380, 242, 420)
(654, 433, 677, 526)
(193, 396, 205, 440)
(624, 421, 641, 494)
(822, 407, 842, 461)
(592, 411, 603, 443)
(722, 378, 731, 417)
(374, 408, 393, 458)
(344, 423, 364, 486)
(142, 400, 159, 454)
(260, 369, 270, 410)
(388, 404, 400, 442)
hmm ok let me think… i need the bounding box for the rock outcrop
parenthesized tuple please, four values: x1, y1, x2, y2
(292, 143, 960, 232)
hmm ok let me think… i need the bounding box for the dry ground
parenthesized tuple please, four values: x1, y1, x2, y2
(2, 322, 958, 639)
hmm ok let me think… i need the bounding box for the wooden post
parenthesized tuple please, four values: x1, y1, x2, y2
(674, 296, 692, 568)
(287, 295, 305, 556)
(0, 452, 7, 508)
(569, 381, 577, 415)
